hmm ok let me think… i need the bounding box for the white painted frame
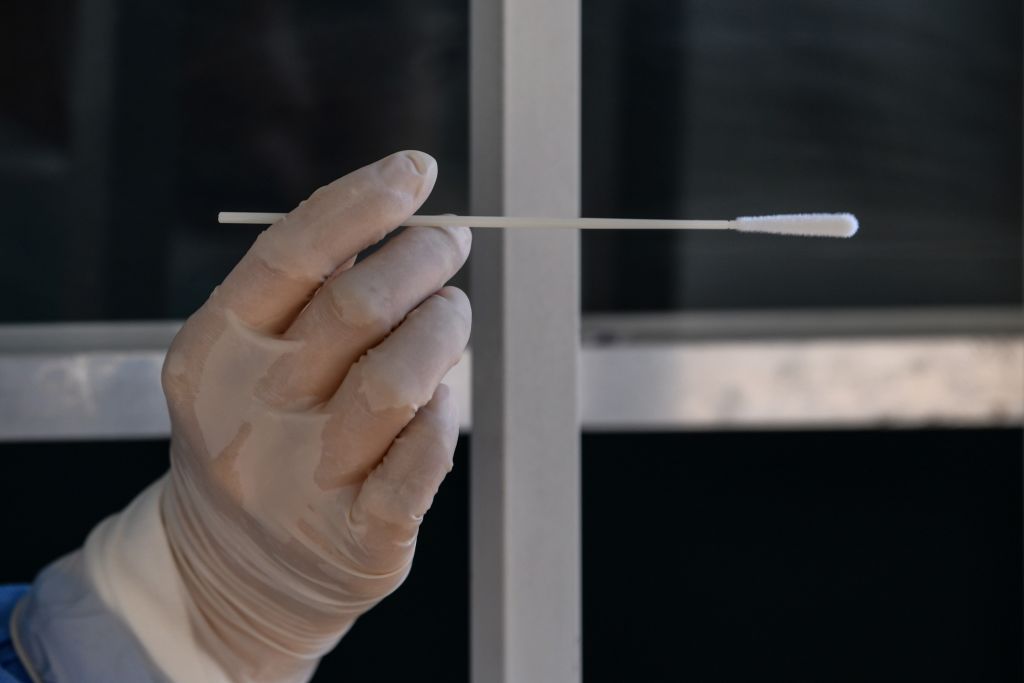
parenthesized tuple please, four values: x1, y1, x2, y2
(469, 0, 582, 680)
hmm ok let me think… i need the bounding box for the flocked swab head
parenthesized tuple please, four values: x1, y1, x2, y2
(734, 213, 858, 238)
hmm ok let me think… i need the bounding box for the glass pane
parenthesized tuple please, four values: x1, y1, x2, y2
(5, 1, 1019, 319)
(0, 437, 470, 682)
(583, 429, 1023, 680)
(0, 1, 468, 322)
(582, 0, 1022, 310)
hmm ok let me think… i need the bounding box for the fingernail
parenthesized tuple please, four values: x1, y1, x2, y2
(400, 150, 435, 176)
(439, 214, 472, 252)
(452, 225, 472, 252)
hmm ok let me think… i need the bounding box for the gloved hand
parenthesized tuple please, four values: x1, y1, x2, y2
(158, 150, 471, 681)
(12, 151, 471, 683)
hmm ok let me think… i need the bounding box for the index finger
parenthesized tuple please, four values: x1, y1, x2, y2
(209, 150, 437, 332)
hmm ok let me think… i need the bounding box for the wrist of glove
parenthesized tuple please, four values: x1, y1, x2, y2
(160, 376, 458, 682)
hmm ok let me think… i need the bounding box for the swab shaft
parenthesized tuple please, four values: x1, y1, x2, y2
(218, 212, 731, 230)
(218, 211, 858, 238)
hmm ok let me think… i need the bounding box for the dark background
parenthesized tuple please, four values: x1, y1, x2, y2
(0, 0, 1019, 320)
(0, 431, 1021, 681)
(1, 1, 1022, 681)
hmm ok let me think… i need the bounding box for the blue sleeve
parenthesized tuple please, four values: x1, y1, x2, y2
(12, 553, 171, 683)
(0, 585, 32, 683)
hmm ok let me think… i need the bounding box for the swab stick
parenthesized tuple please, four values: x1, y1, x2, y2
(218, 212, 858, 238)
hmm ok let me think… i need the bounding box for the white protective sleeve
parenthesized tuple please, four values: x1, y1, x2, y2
(13, 478, 223, 682)
(13, 151, 471, 683)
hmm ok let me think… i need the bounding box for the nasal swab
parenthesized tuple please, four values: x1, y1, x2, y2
(218, 212, 858, 238)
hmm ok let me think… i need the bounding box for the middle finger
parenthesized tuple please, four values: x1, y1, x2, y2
(256, 224, 471, 408)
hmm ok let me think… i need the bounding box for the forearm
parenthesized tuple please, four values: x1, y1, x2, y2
(14, 471, 371, 683)
(13, 477, 223, 682)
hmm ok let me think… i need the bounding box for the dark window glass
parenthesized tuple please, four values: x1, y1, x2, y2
(3, 1, 1018, 320)
(0, 1, 468, 322)
(2, 430, 1019, 682)
(583, 0, 1022, 310)
(582, 429, 1023, 681)
(0, 438, 470, 682)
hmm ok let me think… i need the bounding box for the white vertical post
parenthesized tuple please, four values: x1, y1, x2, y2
(469, 0, 581, 679)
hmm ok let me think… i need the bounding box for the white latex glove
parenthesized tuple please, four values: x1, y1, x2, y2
(156, 151, 470, 681)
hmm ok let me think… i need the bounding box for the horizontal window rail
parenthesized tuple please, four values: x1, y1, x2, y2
(0, 310, 1021, 441)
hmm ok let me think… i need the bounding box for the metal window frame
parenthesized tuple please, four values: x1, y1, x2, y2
(469, 0, 582, 679)
(1, 315, 1022, 442)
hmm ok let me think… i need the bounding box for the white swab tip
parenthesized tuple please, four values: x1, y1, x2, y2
(734, 213, 858, 238)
